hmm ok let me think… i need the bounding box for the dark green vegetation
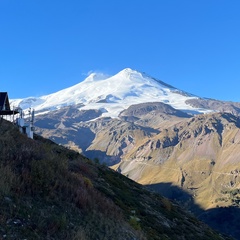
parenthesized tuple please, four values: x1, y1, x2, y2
(0, 119, 232, 239)
(218, 189, 240, 206)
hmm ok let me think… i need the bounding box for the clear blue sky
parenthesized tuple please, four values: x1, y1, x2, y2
(1, 0, 240, 101)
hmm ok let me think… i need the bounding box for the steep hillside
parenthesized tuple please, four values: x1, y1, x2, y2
(0, 119, 230, 240)
(116, 112, 240, 209)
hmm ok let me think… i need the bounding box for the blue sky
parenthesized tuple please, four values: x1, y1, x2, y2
(0, 0, 240, 101)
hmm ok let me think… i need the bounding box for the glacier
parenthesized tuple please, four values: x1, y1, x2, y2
(10, 68, 212, 118)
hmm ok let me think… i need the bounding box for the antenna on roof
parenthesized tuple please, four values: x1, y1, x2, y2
(31, 109, 35, 123)
(28, 108, 31, 122)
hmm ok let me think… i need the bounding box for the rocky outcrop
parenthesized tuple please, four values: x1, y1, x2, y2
(186, 98, 240, 116)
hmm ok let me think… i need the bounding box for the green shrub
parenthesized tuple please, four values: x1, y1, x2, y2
(129, 216, 141, 230)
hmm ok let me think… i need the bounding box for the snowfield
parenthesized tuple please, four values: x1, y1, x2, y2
(10, 68, 212, 118)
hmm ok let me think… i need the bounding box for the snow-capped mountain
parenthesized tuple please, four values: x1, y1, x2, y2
(11, 68, 212, 118)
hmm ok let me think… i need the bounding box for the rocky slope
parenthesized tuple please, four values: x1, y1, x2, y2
(115, 112, 240, 208)
(186, 98, 240, 116)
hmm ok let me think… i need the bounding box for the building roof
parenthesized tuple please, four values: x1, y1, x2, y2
(0, 92, 19, 115)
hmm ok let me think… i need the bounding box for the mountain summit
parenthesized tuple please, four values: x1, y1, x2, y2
(11, 68, 211, 118)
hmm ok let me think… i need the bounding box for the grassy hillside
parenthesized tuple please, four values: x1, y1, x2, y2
(0, 119, 232, 239)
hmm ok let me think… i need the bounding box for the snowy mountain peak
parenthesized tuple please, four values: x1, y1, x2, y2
(116, 68, 152, 82)
(118, 67, 134, 74)
(116, 68, 177, 90)
(117, 68, 140, 77)
(11, 68, 212, 118)
(85, 72, 109, 82)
